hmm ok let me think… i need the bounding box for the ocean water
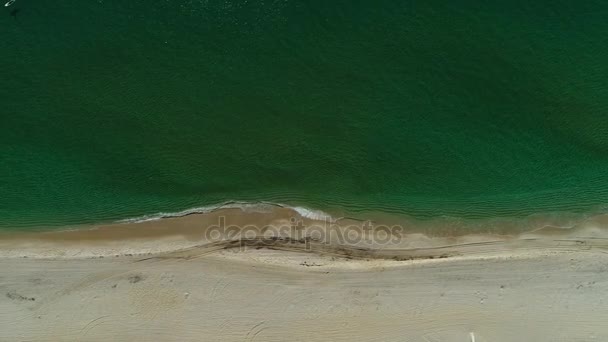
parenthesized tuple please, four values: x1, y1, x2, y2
(1, 0, 608, 229)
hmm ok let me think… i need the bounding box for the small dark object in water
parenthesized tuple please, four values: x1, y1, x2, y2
(10, 8, 19, 18)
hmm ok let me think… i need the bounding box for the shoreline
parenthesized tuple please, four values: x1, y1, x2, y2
(1, 205, 607, 261)
(5, 198, 607, 232)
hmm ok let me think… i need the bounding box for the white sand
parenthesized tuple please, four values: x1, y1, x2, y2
(1, 209, 607, 341)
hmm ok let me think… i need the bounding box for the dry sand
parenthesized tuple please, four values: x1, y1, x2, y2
(1, 207, 607, 341)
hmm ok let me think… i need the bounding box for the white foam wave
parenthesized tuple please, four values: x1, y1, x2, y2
(292, 207, 334, 221)
(117, 201, 335, 224)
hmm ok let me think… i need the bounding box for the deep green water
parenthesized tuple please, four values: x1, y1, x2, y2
(2, 0, 608, 228)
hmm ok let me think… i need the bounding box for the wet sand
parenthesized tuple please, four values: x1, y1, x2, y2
(1, 207, 608, 341)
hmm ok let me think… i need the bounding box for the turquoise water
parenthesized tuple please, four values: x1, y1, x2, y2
(1, 1, 608, 228)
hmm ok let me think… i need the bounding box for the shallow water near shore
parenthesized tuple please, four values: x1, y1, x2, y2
(2, 1, 608, 229)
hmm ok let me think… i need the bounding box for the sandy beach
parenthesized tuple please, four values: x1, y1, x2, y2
(1, 207, 607, 341)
